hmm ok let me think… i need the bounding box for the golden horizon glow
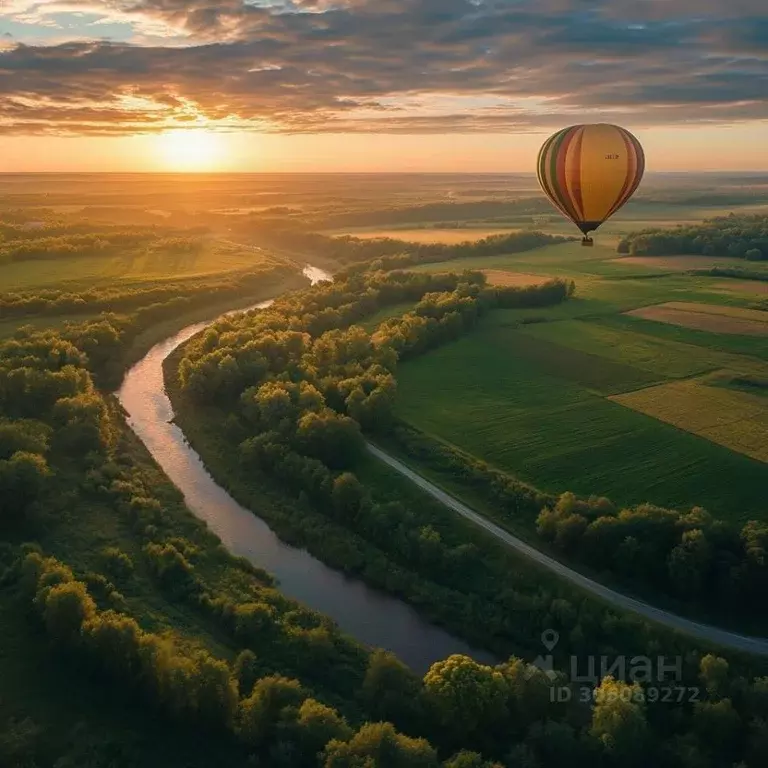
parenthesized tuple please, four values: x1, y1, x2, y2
(1, 124, 768, 173)
(153, 129, 228, 172)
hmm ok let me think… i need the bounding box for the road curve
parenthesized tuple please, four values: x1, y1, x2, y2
(367, 443, 768, 657)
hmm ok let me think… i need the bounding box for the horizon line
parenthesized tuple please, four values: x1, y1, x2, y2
(2, 169, 767, 176)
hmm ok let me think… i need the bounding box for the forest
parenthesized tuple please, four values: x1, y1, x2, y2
(617, 214, 768, 260)
(0, 262, 732, 768)
(169, 265, 768, 767)
(4, 173, 768, 767)
(0, 266, 292, 321)
(537, 493, 768, 614)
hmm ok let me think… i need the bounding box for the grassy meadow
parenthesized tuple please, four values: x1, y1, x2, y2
(392, 239, 768, 524)
(0, 240, 285, 293)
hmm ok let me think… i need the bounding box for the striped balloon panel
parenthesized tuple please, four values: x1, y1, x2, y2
(537, 124, 645, 234)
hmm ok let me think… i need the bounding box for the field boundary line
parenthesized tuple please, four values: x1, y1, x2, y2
(605, 367, 725, 397)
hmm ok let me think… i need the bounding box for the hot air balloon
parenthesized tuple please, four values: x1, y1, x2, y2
(536, 123, 645, 246)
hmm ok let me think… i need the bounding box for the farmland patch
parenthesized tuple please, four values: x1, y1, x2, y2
(482, 270, 551, 288)
(394, 325, 768, 520)
(611, 379, 768, 464)
(627, 302, 768, 336)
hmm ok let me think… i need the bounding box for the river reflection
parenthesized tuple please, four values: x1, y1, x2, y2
(116, 265, 495, 673)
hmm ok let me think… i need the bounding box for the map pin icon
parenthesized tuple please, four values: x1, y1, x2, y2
(541, 629, 559, 652)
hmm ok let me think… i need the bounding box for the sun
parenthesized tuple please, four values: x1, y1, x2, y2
(154, 128, 227, 171)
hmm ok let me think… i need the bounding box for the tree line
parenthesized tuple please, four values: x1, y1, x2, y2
(230, 218, 571, 269)
(0, 220, 164, 241)
(536, 492, 768, 617)
(694, 266, 768, 284)
(0, 221, 209, 264)
(0, 262, 297, 321)
(0, 232, 156, 264)
(617, 214, 768, 261)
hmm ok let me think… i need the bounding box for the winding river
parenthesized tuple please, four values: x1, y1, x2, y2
(116, 265, 493, 674)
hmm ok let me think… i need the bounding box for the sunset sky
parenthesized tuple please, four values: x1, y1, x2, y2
(0, 0, 766, 173)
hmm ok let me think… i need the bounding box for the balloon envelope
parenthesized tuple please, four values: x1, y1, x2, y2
(536, 123, 645, 236)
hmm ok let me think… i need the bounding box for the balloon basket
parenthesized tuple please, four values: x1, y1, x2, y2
(581, 237, 594, 247)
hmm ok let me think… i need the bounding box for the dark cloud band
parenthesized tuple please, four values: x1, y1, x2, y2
(0, 0, 766, 134)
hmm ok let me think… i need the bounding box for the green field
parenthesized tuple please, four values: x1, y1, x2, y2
(393, 242, 768, 523)
(395, 324, 768, 522)
(518, 318, 767, 379)
(0, 241, 284, 293)
(598, 313, 768, 363)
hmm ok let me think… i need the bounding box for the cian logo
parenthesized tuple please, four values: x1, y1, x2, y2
(528, 629, 560, 681)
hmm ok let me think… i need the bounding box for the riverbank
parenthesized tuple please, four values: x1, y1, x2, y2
(0, 267, 358, 767)
(106, 270, 310, 389)
(118, 264, 491, 672)
(163, 340, 499, 665)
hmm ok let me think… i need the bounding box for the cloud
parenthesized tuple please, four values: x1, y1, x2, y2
(710, 19, 768, 56)
(0, 0, 766, 135)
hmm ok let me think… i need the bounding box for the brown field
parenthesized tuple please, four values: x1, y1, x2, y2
(481, 270, 550, 287)
(663, 302, 768, 322)
(611, 255, 754, 270)
(627, 302, 768, 336)
(715, 280, 768, 296)
(611, 379, 768, 463)
(332, 228, 520, 243)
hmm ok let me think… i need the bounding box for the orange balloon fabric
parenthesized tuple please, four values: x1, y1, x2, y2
(537, 123, 645, 236)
